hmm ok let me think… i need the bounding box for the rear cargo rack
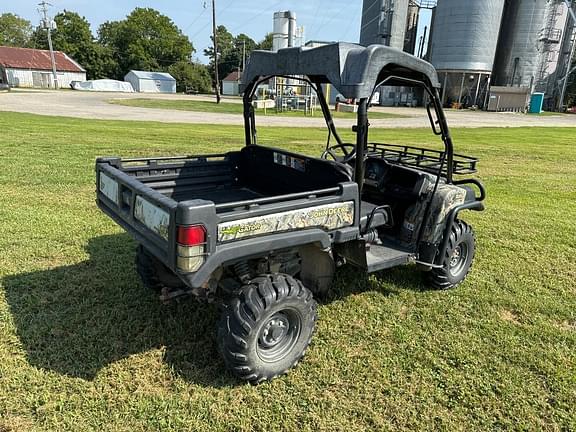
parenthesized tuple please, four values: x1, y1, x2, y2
(366, 143, 478, 175)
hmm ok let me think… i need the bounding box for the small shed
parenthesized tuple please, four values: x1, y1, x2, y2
(124, 70, 176, 93)
(487, 86, 530, 112)
(0, 46, 86, 89)
(222, 70, 242, 96)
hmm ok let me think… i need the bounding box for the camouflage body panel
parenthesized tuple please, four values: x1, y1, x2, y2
(218, 202, 355, 243)
(401, 183, 467, 245)
(99, 172, 119, 204)
(134, 196, 170, 240)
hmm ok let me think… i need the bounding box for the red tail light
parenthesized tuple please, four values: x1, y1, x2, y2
(177, 225, 206, 246)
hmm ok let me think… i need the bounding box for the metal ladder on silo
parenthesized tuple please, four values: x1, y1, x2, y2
(536, 1, 564, 89)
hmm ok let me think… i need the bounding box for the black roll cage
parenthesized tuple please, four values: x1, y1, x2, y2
(241, 72, 484, 267)
(242, 73, 456, 190)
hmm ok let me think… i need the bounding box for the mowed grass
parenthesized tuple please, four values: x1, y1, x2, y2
(0, 112, 575, 431)
(110, 98, 409, 119)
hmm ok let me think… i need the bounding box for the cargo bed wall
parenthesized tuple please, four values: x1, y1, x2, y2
(123, 153, 242, 202)
(238, 146, 352, 196)
(119, 146, 352, 206)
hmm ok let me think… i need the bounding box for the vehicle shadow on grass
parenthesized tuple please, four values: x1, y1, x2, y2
(325, 263, 429, 303)
(3, 234, 427, 386)
(2, 233, 235, 388)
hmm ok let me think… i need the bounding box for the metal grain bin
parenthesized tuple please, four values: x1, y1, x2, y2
(428, 0, 506, 107)
(492, 0, 550, 89)
(429, 0, 505, 72)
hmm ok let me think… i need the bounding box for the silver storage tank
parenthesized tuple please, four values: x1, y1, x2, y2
(492, 0, 550, 89)
(360, 0, 410, 49)
(273, 11, 297, 51)
(429, 0, 506, 107)
(429, 0, 505, 71)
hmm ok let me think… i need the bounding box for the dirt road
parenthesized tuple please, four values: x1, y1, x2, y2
(1, 90, 575, 128)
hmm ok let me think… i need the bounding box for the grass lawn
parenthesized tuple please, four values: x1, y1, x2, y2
(528, 111, 569, 117)
(0, 112, 575, 431)
(109, 98, 409, 119)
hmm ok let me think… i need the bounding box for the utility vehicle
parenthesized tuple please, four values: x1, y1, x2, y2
(96, 43, 485, 383)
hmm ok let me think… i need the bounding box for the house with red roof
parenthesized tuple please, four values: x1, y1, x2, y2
(0, 46, 86, 89)
(222, 70, 242, 96)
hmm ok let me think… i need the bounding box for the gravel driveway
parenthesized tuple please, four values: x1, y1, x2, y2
(1, 90, 575, 128)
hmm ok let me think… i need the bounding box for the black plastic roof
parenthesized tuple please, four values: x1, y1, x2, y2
(242, 42, 441, 99)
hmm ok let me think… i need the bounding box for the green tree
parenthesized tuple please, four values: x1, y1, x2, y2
(0, 13, 33, 47)
(204, 25, 235, 84)
(31, 11, 115, 80)
(257, 33, 274, 51)
(168, 61, 212, 93)
(203, 25, 234, 64)
(98, 8, 194, 79)
(204, 26, 257, 83)
(231, 33, 257, 67)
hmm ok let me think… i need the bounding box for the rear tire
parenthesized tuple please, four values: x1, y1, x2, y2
(135, 245, 185, 292)
(217, 274, 317, 384)
(426, 220, 475, 290)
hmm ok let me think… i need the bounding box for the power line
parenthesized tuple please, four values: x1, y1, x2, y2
(183, 3, 208, 33)
(308, 0, 325, 40)
(314, 4, 351, 36)
(341, 4, 361, 42)
(230, 0, 283, 33)
(189, 20, 212, 40)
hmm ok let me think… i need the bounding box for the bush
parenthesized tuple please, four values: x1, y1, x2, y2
(168, 61, 212, 94)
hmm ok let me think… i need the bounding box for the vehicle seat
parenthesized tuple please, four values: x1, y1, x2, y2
(360, 201, 390, 232)
(324, 160, 354, 181)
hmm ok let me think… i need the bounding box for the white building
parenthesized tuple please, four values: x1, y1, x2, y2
(124, 70, 176, 93)
(0, 46, 86, 89)
(222, 70, 242, 96)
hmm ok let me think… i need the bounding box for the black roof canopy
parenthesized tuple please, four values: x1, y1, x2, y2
(242, 42, 441, 99)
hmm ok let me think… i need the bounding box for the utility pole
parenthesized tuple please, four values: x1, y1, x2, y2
(242, 39, 246, 73)
(38, 1, 58, 89)
(211, 0, 221, 104)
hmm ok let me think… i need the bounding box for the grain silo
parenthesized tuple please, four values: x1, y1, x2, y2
(360, 0, 411, 50)
(428, 0, 506, 107)
(492, 0, 551, 90)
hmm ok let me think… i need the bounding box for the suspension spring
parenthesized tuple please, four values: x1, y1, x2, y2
(234, 261, 252, 284)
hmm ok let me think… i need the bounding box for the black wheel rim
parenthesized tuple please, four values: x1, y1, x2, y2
(449, 243, 468, 277)
(257, 309, 302, 363)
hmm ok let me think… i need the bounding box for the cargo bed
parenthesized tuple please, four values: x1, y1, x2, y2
(96, 145, 359, 287)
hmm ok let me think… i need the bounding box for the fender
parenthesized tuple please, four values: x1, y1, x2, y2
(434, 180, 486, 266)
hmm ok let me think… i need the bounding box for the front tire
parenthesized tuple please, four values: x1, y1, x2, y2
(426, 220, 476, 290)
(217, 274, 317, 384)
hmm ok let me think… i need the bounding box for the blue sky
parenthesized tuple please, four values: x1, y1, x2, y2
(6, 1, 431, 63)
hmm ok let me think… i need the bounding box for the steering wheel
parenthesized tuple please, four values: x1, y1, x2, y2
(321, 143, 357, 164)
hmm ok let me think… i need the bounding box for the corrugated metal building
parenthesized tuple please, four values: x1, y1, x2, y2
(124, 70, 176, 93)
(0, 46, 86, 88)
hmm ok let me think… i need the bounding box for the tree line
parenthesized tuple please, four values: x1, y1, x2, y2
(0, 10, 273, 93)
